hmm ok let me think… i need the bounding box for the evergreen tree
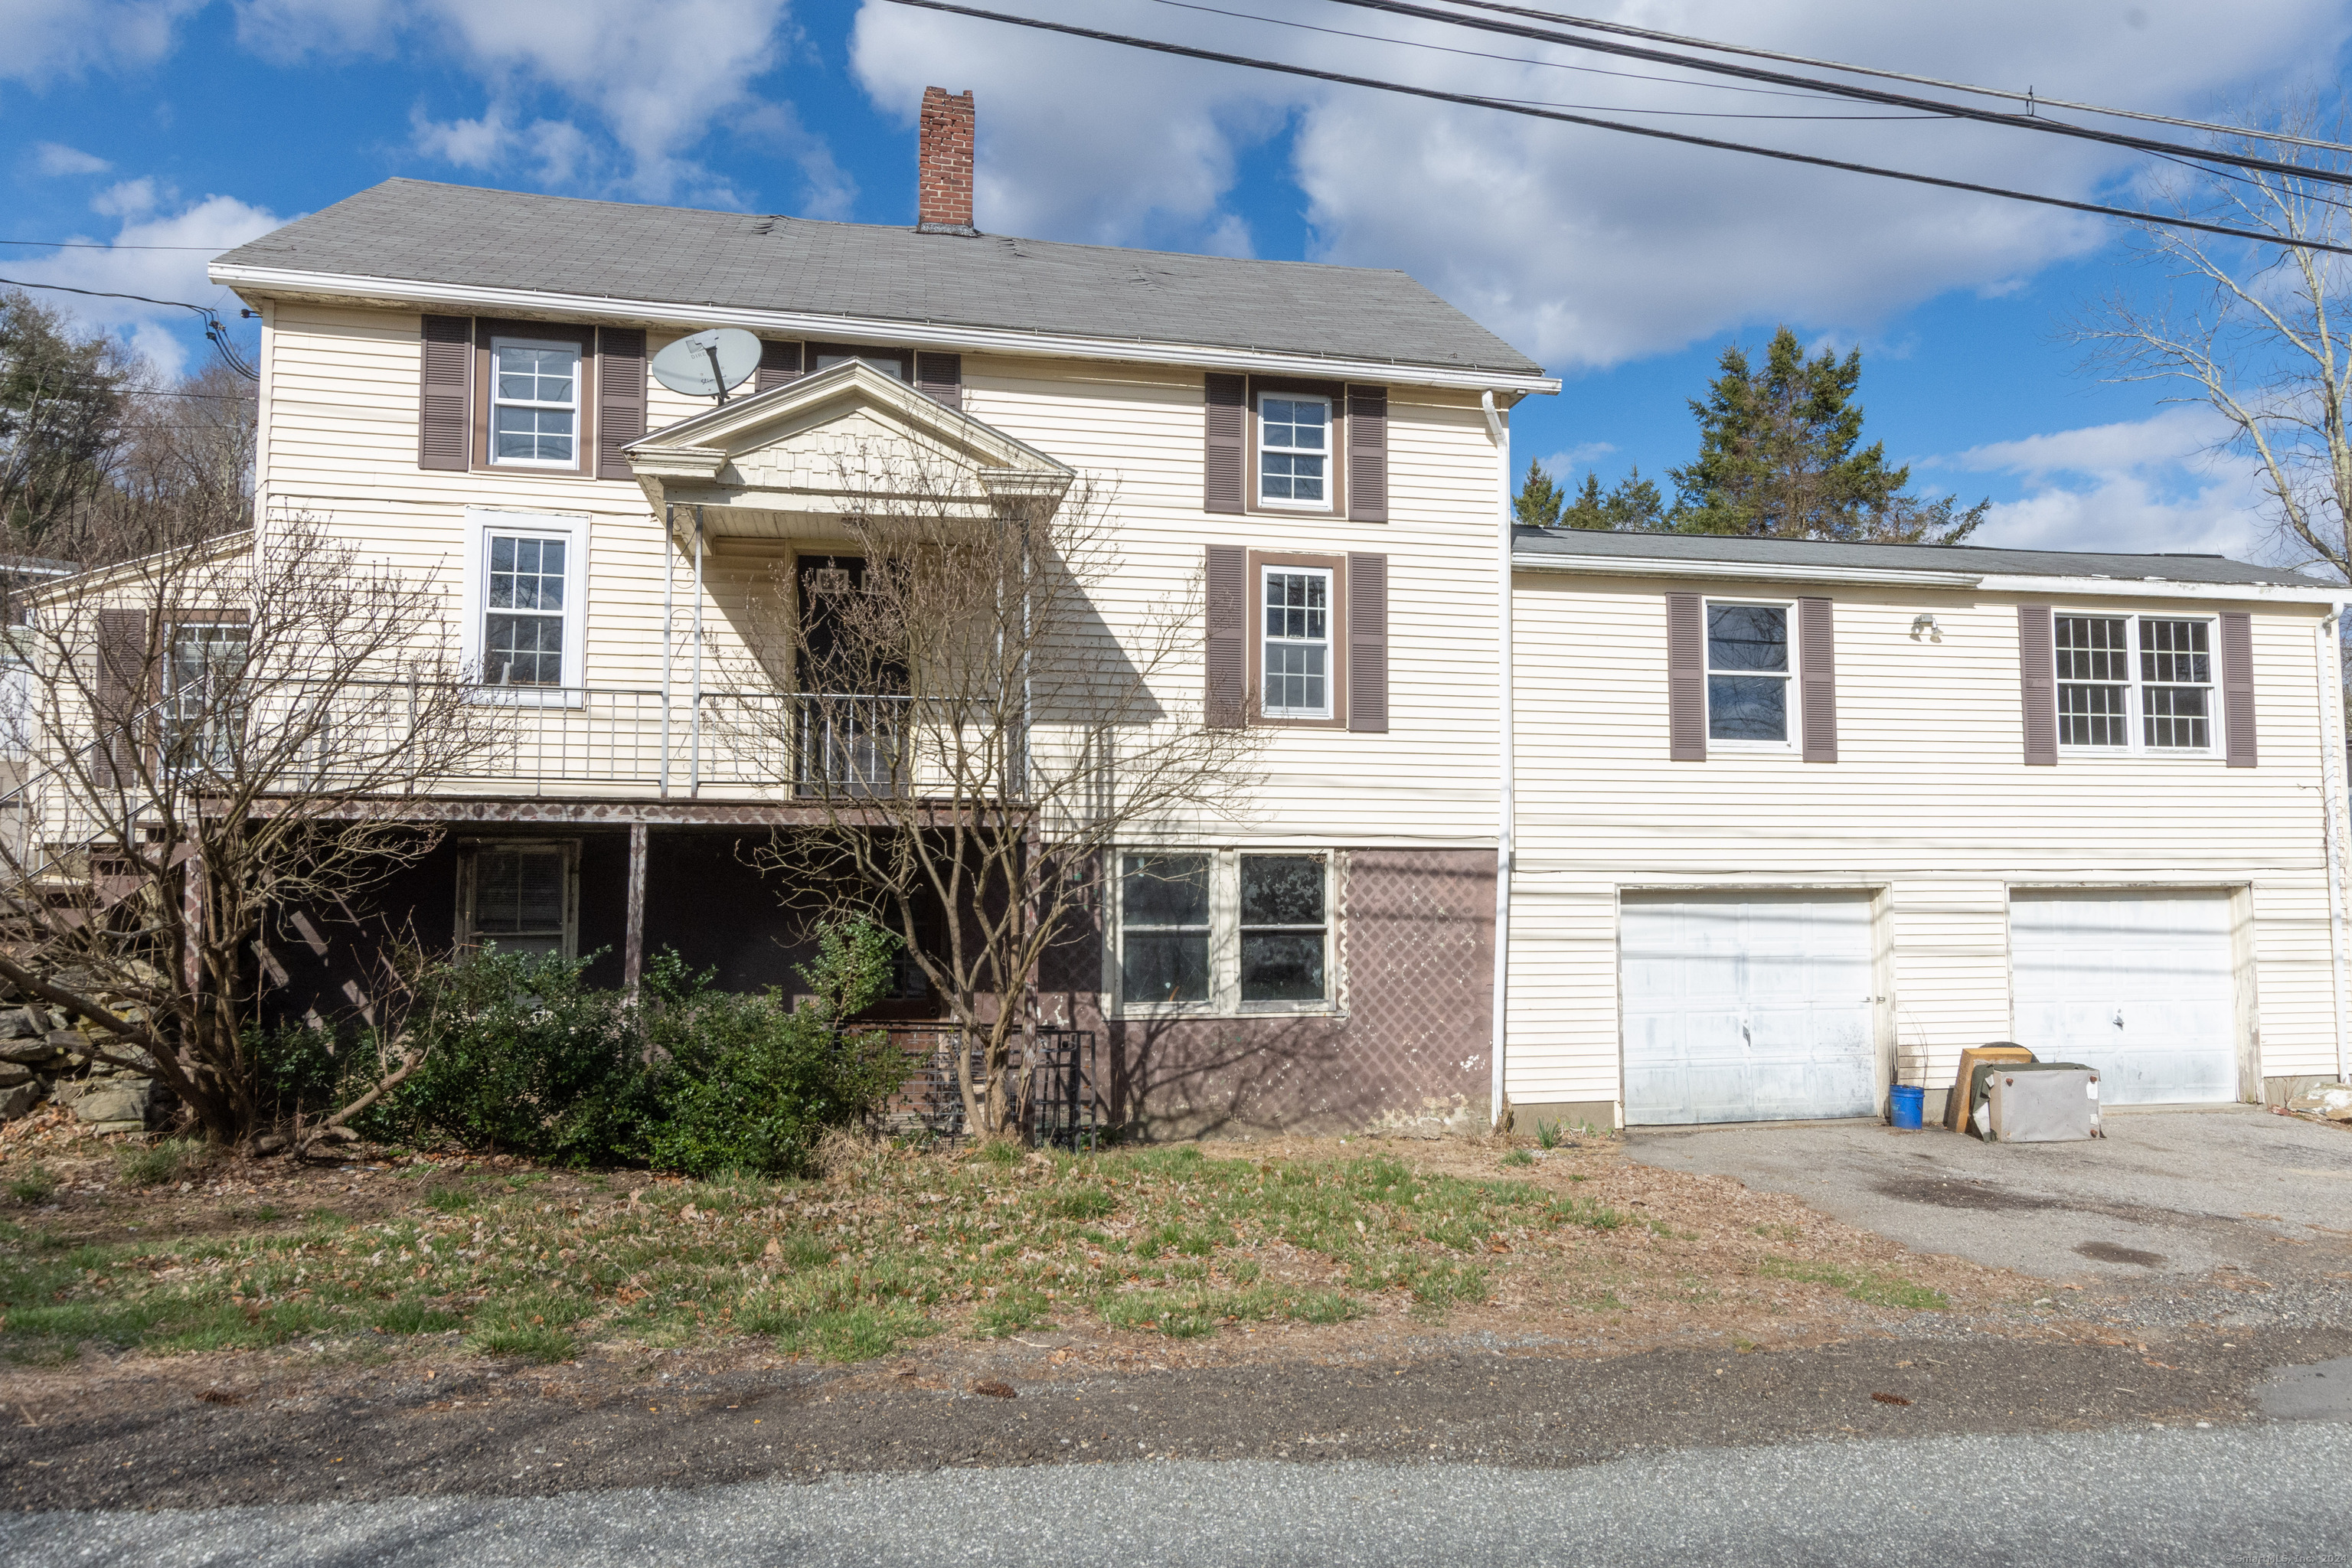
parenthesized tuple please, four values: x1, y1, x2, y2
(1560, 466, 1667, 531)
(1513, 456, 1565, 528)
(1668, 325, 1985, 543)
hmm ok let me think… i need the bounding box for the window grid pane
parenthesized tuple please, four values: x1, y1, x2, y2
(1259, 396, 1328, 503)
(2056, 616, 2129, 681)
(491, 341, 579, 464)
(2058, 681, 2129, 746)
(2140, 618, 2212, 750)
(485, 534, 567, 686)
(1263, 570, 1331, 717)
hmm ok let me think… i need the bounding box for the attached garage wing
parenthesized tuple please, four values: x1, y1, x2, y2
(2010, 890, 2240, 1106)
(1620, 893, 1878, 1125)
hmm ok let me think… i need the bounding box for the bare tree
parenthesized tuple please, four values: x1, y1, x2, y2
(722, 450, 1265, 1140)
(0, 514, 506, 1145)
(2075, 97, 2352, 583)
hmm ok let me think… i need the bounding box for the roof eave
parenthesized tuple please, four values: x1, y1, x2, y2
(207, 262, 1562, 396)
(1512, 548, 2344, 602)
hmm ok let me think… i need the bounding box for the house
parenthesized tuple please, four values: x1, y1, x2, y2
(1502, 529, 2351, 1131)
(112, 87, 2352, 1139)
(194, 89, 1550, 1138)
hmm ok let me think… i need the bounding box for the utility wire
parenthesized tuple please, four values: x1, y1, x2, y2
(0, 276, 259, 381)
(1439, 0, 2352, 155)
(877, 0, 2352, 259)
(1148, 0, 1942, 116)
(1322, 0, 2352, 188)
(0, 239, 227, 250)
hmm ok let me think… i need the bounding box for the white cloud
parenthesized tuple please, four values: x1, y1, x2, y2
(1941, 407, 2278, 558)
(33, 142, 113, 176)
(845, 0, 2350, 371)
(11, 190, 288, 379)
(91, 178, 160, 219)
(0, 0, 202, 85)
(239, 0, 819, 204)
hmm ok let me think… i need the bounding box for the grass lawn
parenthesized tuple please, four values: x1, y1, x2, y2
(0, 1135, 1964, 1370)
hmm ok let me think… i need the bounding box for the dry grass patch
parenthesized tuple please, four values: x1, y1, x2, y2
(0, 1135, 1992, 1371)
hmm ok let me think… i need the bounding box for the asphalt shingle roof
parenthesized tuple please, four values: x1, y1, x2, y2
(1512, 526, 2331, 589)
(211, 178, 1545, 377)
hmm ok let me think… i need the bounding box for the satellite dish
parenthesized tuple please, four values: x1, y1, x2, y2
(651, 327, 763, 402)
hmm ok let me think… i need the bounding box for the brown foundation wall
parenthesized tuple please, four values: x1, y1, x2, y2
(1045, 848, 1496, 1140)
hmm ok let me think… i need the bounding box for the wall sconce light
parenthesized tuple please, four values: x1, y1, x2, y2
(1910, 614, 1942, 642)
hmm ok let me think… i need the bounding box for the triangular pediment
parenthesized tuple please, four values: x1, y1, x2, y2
(622, 359, 1070, 524)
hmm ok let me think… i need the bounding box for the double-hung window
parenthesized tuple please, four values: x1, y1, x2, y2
(489, 337, 580, 467)
(1238, 854, 1327, 1003)
(2056, 613, 2215, 753)
(485, 534, 567, 688)
(1115, 849, 1335, 1014)
(459, 840, 577, 959)
(1262, 567, 1332, 719)
(463, 508, 586, 701)
(162, 622, 249, 775)
(1705, 600, 1795, 746)
(1118, 853, 1211, 1004)
(1257, 393, 1329, 507)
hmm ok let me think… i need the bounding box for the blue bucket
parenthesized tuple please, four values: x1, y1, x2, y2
(1888, 1084, 1925, 1130)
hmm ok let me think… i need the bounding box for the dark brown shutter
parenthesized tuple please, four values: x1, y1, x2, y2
(1204, 374, 1246, 514)
(1205, 544, 1246, 727)
(754, 339, 803, 392)
(1667, 591, 1706, 762)
(418, 315, 471, 470)
(915, 351, 963, 410)
(1347, 552, 1388, 733)
(596, 327, 645, 480)
(1346, 386, 1388, 522)
(1798, 596, 1837, 763)
(2220, 610, 2256, 768)
(2018, 604, 2057, 766)
(93, 607, 147, 789)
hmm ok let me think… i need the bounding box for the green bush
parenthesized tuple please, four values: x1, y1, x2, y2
(247, 920, 908, 1176)
(363, 948, 655, 1165)
(642, 920, 910, 1178)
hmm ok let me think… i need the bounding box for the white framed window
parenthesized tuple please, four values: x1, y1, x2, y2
(811, 346, 908, 381)
(1112, 849, 1336, 1016)
(488, 336, 580, 467)
(1257, 392, 1330, 508)
(1704, 598, 1796, 748)
(461, 508, 588, 705)
(1261, 566, 1333, 719)
(2056, 612, 2217, 754)
(457, 839, 578, 959)
(162, 621, 250, 774)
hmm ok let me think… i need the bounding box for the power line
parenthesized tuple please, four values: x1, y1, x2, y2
(1147, 0, 1942, 117)
(1323, 0, 2352, 188)
(1438, 0, 2352, 154)
(0, 239, 227, 250)
(877, 0, 2352, 259)
(0, 276, 260, 381)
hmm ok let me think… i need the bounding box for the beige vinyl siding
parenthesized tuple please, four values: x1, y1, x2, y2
(253, 304, 1505, 838)
(1508, 574, 2341, 1115)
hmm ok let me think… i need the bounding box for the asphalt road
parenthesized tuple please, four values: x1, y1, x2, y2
(7, 1418, 2350, 1567)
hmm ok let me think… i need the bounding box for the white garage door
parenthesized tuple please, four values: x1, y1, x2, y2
(2011, 891, 2238, 1106)
(1621, 893, 1877, 1125)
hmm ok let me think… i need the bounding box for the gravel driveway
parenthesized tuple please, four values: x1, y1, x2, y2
(1628, 1106, 2352, 1317)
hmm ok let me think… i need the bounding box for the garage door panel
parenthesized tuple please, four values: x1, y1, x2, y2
(2011, 891, 2238, 1107)
(1622, 893, 1877, 1126)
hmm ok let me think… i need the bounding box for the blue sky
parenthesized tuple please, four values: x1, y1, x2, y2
(5, 1, 2347, 564)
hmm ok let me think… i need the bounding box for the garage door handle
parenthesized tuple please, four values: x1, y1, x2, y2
(2113, 1008, 2125, 1028)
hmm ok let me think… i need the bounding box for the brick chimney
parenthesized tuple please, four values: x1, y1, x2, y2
(916, 87, 976, 235)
